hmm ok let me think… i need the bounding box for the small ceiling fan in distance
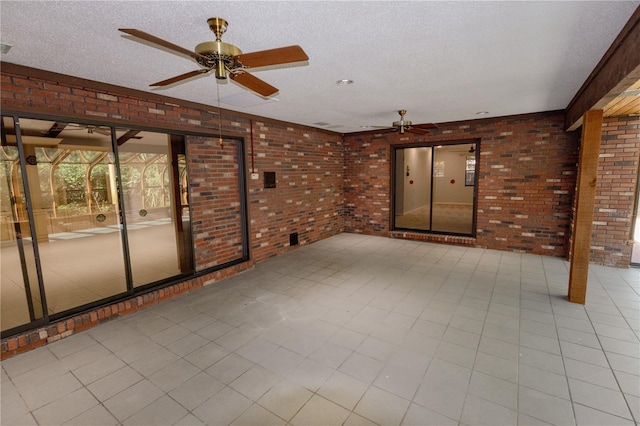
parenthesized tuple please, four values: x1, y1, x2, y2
(119, 17, 309, 97)
(376, 110, 437, 135)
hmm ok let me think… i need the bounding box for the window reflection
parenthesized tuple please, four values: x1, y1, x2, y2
(119, 131, 193, 287)
(1, 118, 193, 333)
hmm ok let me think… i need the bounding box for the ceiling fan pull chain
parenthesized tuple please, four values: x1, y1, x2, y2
(216, 82, 224, 149)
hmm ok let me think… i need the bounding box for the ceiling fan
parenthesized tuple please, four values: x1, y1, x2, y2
(376, 110, 437, 135)
(119, 17, 309, 97)
(42, 123, 112, 137)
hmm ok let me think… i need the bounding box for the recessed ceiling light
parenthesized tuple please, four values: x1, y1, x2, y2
(336, 79, 353, 85)
(475, 111, 489, 115)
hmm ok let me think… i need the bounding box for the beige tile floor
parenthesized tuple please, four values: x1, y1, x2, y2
(1, 233, 639, 425)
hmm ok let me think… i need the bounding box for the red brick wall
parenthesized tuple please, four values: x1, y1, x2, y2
(0, 65, 344, 270)
(0, 64, 344, 355)
(591, 116, 640, 267)
(246, 120, 344, 260)
(344, 112, 579, 257)
(187, 135, 246, 270)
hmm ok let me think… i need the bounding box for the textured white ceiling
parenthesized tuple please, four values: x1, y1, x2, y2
(1, 1, 638, 133)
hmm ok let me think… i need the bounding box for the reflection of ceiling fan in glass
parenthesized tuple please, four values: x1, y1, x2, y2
(64, 123, 111, 136)
(41, 122, 112, 137)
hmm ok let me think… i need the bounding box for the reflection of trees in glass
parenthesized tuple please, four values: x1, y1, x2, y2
(143, 161, 168, 208)
(5, 146, 171, 217)
(54, 162, 88, 216)
(179, 160, 188, 205)
(121, 163, 142, 211)
(90, 164, 115, 213)
(1, 147, 19, 218)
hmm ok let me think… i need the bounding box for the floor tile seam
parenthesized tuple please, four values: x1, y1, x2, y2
(586, 298, 640, 337)
(567, 381, 637, 423)
(235, 373, 375, 426)
(460, 286, 493, 425)
(514, 382, 576, 426)
(463, 387, 519, 415)
(30, 389, 103, 426)
(5, 368, 78, 416)
(13, 361, 118, 424)
(45, 335, 102, 362)
(214, 382, 292, 424)
(44, 340, 118, 388)
(399, 393, 459, 425)
(74, 381, 140, 425)
(3, 348, 62, 384)
(115, 384, 187, 425)
(252, 396, 308, 424)
(580, 307, 640, 424)
(554, 303, 638, 425)
(587, 272, 639, 329)
(572, 401, 638, 424)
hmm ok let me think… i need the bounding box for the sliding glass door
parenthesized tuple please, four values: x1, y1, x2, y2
(1, 116, 193, 334)
(394, 142, 478, 235)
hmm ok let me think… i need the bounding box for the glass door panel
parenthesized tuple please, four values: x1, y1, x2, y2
(118, 130, 192, 287)
(431, 145, 475, 234)
(22, 119, 128, 314)
(395, 147, 432, 231)
(1, 117, 45, 331)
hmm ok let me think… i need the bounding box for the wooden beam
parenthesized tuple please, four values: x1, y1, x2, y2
(43, 122, 68, 138)
(117, 130, 141, 146)
(565, 6, 640, 131)
(568, 110, 603, 304)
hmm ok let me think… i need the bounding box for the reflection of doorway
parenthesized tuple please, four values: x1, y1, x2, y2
(394, 142, 477, 235)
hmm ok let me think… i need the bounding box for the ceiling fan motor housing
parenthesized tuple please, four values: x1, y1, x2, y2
(393, 119, 411, 133)
(195, 41, 242, 79)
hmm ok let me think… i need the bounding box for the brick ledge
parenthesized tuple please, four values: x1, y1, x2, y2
(389, 231, 477, 247)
